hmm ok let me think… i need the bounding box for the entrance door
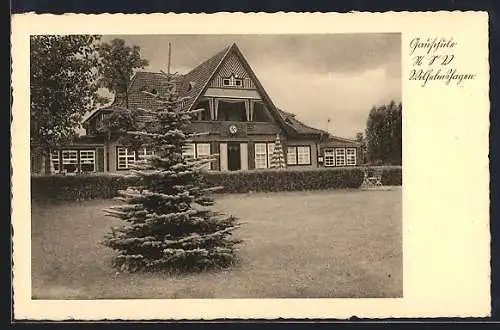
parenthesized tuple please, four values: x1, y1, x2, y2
(227, 143, 241, 171)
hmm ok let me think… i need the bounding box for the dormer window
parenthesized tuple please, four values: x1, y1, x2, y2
(187, 81, 196, 92)
(222, 74, 243, 87)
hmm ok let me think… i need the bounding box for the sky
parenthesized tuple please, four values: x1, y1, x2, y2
(102, 34, 401, 138)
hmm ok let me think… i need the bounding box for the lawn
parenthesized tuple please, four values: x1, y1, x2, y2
(31, 188, 402, 299)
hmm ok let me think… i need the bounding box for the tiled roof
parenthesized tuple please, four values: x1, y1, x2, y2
(277, 109, 326, 136)
(82, 43, 334, 139)
(322, 135, 361, 146)
(126, 71, 183, 110)
(177, 46, 231, 110)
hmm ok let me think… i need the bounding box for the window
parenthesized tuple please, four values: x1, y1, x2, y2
(196, 143, 211, 170)
(117, 147, 136, 170)
(79, 150, 96, 172)
(117, 147, 155, 170)
(62, 150, 78, 173)
(346, 148, 357, 166)
(222, 74, 243, 87)
(50, 150, 60, 173)
(182, 143, 212, 170)
(254, 143, 268, 169)
(287, 146, 311, 165)
(324, 148, 335, 167)
(286, 147, 297, 165)
(187, 81, 196, 92)
(137, 148, 154, 161)
(335, 148, 346, 166)
(297, 146, 311, 165)
(182, 143, 196, 160)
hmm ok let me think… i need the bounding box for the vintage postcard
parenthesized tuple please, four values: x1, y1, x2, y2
(11, 12, 490, 320)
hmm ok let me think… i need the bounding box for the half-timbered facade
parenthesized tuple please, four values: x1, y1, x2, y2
(31, 43, 362, 174)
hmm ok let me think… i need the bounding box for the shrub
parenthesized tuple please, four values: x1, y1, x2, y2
(380, 167, 402, 186)
(31, 167, 364, 201)
(204, 168, 364, 194)
(31, 174, 137, 202)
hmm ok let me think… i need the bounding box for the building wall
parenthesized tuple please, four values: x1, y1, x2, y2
(36, 144, 106, 174)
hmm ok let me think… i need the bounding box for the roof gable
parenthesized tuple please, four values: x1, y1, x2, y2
(177, 46, 230, 110)
(208, 52, 256, 89)
(81, 43, 329, 139)
(182, 43, 294, 134)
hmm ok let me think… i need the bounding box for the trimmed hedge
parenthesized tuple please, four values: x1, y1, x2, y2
(204, 168, 364, 194)
(31, 174, 135, 202)
(380, 167, 402, 186)
(31, 168, 364, 201)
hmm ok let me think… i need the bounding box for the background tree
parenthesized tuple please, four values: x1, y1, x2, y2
(103, 74, 241, 273)
(95, 107, 145, 153)
(98, 38, 149, 108)
(30, 35, 105, 172)
(365, 100, 402, 165)
(355, 131, 368, 165)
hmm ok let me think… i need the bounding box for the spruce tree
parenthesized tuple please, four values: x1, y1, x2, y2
(102, 73, 242, 273)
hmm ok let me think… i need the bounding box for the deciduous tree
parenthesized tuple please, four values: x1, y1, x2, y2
(365, 100, 402, 165)
(30, 35, 105, 172)
(98, 38, 149, 108)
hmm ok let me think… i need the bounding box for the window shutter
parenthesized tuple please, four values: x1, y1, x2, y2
(248, 142, 255, 169)
(96, 147, 105, 172)
(211, 142, 220, 171)
(240, 143, 248, 170)
(219, 143, 228, 171)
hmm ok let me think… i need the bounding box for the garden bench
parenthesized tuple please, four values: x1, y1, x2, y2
(363, 168, 383, 187)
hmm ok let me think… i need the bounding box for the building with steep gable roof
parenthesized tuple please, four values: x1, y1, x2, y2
(32, 43, 362, 174)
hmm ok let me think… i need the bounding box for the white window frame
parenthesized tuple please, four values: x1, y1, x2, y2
(254, 143, 269, 169)
(222, 74, 243, 87)
(324, 148, 335, 167)
(137, 148, 155, 161)
(61, 150, 78, 173)
(286, 147, 297, 165)
(182, 143, 196, 160)
(79, 150, 96, 172)
(117, 147, 136, 170)
(117, 147, 155, 170)
(182, 143, 212, 170)
(346, 148, 357, 166)
(196, 143, 211, 170)
(297, 146, 311, 165)
(335, 148, 346, 166)
(50, 150, 60, 173)
(287, 146, 311, 165)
